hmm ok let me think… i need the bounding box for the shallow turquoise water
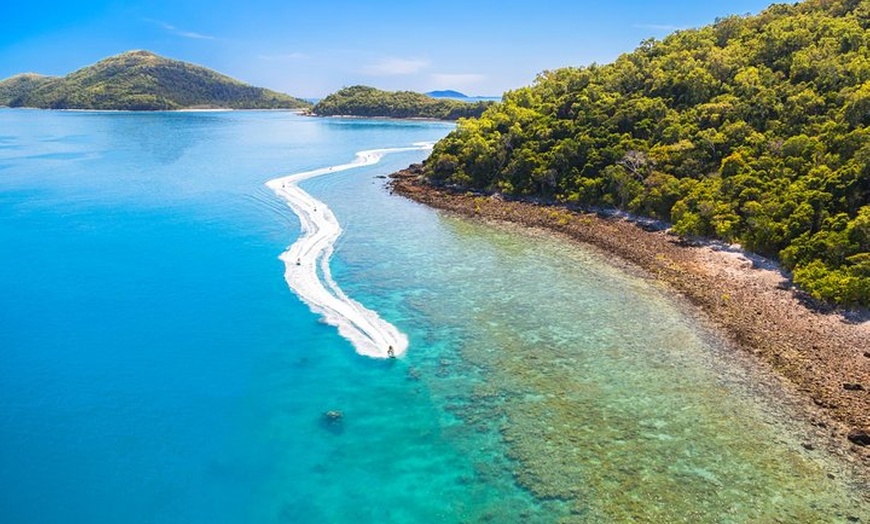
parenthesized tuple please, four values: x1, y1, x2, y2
(0, 110, 866, 523)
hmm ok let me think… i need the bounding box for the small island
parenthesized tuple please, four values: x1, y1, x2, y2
(426, 89, 502, 102)
(311, 85, 493, 120)
(425, 89, 470, 99)
(0, 50, 311, 111)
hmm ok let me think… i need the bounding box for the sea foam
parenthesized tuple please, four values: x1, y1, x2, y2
(266, 144, 433, 358)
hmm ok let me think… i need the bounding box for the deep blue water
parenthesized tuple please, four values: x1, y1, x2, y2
(1, 110, 866, 523)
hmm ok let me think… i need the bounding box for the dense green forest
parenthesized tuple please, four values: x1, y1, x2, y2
(425, 0, 870, 306)
(312, 85, 493, 120)
(0, 50, 311, 110)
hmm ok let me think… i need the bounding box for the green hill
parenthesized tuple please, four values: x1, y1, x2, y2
(424, 0, 870, 306)
(312, 85, 493, 120)
(0, 50, 310, 110)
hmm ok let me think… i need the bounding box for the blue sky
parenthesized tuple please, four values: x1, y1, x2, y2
(3, 0, 776, 97)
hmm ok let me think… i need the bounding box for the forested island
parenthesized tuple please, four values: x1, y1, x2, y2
(421, 0, 869, 307)
(389, 0, 870, 456)
(0, 50, 311, 111)
(311, 85, 493, 120)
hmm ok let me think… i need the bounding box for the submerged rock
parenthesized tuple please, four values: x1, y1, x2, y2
(320, 410, 344, 435)
(323, 410, 343, 422)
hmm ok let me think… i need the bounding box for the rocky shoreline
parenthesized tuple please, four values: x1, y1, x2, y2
(389, 163, 870, 468)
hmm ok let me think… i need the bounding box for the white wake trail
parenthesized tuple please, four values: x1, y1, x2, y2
(266, 143, 433, 358)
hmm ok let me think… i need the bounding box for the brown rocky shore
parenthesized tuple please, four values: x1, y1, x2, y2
(390, 163, 870, 466)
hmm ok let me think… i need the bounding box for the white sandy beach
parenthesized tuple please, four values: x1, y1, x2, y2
(266, 144, 432, 358)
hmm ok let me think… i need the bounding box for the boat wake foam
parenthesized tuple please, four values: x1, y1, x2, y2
(266, 143, 433, 358)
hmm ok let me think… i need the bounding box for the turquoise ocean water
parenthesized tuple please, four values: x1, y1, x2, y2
(0, 110, 866, 523)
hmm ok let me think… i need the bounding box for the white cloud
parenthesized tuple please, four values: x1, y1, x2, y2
(144, 18, 215, 40)
(430, 73, 487, 91)
(362, 58, 429, 76)
(175, 30, 215, 40)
